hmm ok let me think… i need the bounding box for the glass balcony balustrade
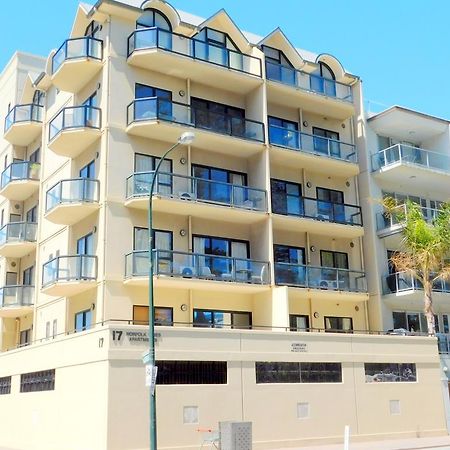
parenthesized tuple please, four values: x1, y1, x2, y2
(125, 249, 270, 285)
(1, 161, 40, 189)
(52, 37, 103, 73)
(42, 255, 97, 287)
(0, 222, 37, 246)
(4, 104, 43, 132)
(0, 285, 34, 309)
(49, 106, 101, 141)
(46, 179, 99, 212)
(126, 171, 267, 211)
(127, 97, 264, 142)
(383, 271, 450, 295)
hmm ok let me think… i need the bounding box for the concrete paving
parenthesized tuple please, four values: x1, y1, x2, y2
(275, 435, 450, 450)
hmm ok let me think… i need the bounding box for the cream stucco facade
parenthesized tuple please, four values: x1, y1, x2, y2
(0, 1, 448, 449)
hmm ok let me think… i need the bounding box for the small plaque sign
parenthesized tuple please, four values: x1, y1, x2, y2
(291, 342, 308, 353)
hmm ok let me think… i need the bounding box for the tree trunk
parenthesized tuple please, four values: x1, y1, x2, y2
(423, 281, 436, 336)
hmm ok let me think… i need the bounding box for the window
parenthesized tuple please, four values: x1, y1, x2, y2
(52, 319, 57, 338)
(85, 21, 101, 38)
(316, 187, 345, 222)
(392, 311, 438, 333)
(26, 206, 37, 223)
(46, 322, 51, 339)
(193, 309, 251, 329)
(289, 315, 310, 332)
(312, 127, 340, 157)
(82, 92, 98, 108)
(274, 244, 306, 286)
(0, 376, 11, 395)
(9, 213, 21, 223)
(135, 83, 171, 101)
(136, 8, 172, 31)
(268, 116, 299, 148)
(134, 153, 172, 196)
(29, 148, 40, 163)
(271, 179, 303, 216)
(311, 62, 336, 97)
(156, 361, 227, 385)
(324, 316, 353, 333)
(23, 266, 34, 286)
(133, 305, 174, 326)
(19, 329, 31, 346)
(134, 227, 172, 252)
(321, 250, 349, 270)
(32, 90, 45, 106)
(1, 210, 4, 227)
(5, 272, 17, 286)
(80, 160, 95, 179)
(77, 233, 94, 255)
(262, 45, 294, 84)
(134, 84, 172, 120)
(255, 362, 342, 384)
(193, 235, 249, 279)
(20, 370, 55, 392)
(75, 309, 92, 332)
(365, 363, 417, 383)
(191, 97, 245, 137)
(192, 164, 246, 204)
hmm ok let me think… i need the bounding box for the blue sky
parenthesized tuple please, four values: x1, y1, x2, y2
(1, 0, 449, 118)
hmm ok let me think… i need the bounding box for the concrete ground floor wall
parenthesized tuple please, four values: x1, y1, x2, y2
(0, 324, 447, 450)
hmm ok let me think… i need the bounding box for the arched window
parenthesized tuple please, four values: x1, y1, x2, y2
(319, 62, 335, 80)
(136, 8, 171, 31)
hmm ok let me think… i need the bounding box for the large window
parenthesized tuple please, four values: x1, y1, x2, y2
(392, 311, 439, 333)
(23, 266, 34, 286)
(193, 309, 251, 329)
(133, 305, 173, 326)
(192, 164, 246, 204)
(19, 329, 31, 347)
(268, 116, 298, 148)
(289, 315, 310, 332)
(80, 160, 95, 179)
(262, 45, 294, 84)
(311, 62, 336, 97)
(365, 363, 417, 383)
(316, 187, 345, 222)
(20, 369, 55, 393)
(312, 127, 340, 158)
(0, 376, 11, 395)
(156, 361, 227, 385)
(134, 153, 172, 196)
(321, 250, 349, 289)
(136, 9, 171, 31)
(274, 244, 305, 286)
(324, 316, 353, 333)
(134, 83, 172, 120)
(271, 179, 302, 216)
(255, 362, 342, 384)
(75, 309, 92, 332)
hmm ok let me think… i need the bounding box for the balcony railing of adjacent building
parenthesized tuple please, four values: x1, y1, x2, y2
(49, 106, 101, 141)
(4, 104, 43, 132)
(372, 144, 450, 173)
(377, 204, 440, 234)
(127, 27, 262, 78)
(125, 249, 271, 285)
(0, 285, 34, 309)
(52, 37, 103, 73)
(42, 255, 98, 287)
(273, 197, 362, 226)
(383, 271, 450, 295)
(1, 161, 41, 189)
(126, 171, 268, 212)
(45, 178, 100, 213)
(265, 61, 353, 102)
(268, 124, 357, 163)
(275, 263, 367, 292)
(127, 97, 265, 143)
(0, 222, 37, 246)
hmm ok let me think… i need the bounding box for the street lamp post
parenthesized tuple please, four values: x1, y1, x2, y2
(148, 131, 195, 450)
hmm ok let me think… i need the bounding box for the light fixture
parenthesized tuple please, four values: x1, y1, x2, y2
(91, 303, 96, 310)
(346, 181, 351, 187)
(302, 120, 308, 127)
(306, 181, 312, 188)
(178, 132, 195, 145)
(310, 245, 316, 252)
(179, 229, 187, 237)
(181, 304, 188, 312)
(341, 123, 346, 129)
(350, 242, 355, 248)
(313, 312, 319, 319)
(355, 306, 359, 312)
(179, 90, 185, 97)
(180, 157, 187, 165)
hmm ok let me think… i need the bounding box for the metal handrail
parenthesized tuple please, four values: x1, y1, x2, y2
(0, 161, 41, 188)
(42, 255, 98, 286)
(0, 222, 37, 245)
(0, 285, 35, 308)
(4, 104, 43, 132)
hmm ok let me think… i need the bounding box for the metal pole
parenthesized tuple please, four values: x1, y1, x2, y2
(148, 141, 181, 450)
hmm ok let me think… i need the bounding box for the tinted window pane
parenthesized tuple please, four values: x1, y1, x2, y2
(365, 363, 416, 383)
(300, 363, 342, 383)
(255, 362, 300, 383)
(156, 361, 227, 384)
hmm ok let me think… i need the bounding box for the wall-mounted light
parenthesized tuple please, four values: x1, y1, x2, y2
(302, 120, 308, 127)
(306, 181, 312, 188)
(180, 229, 187, 237)
(313, 312, 319, 319)
(345, 181, 351, 187)
(179, 90, 186, 97)
(180, 157, 187, 165)
(350, 242, 355, 248)
(93, 226, 97, 233)
(91, 303, 96, 310)
(355, 305, 359, 312)
(310, 245, 316, 253)
(96, 152, 100, 159)
(341, 123, 346, 129)
(97, 82, 101, 90)
(181, 304, 188, 312)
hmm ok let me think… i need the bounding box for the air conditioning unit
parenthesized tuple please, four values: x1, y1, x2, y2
(180, 266, 195, 278)
(178, 191, 196, 201)
(319, 279, 338, 289)
(317, 214, 330, 221)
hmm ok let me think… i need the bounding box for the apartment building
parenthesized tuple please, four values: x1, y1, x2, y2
(0, 1, 447, 449)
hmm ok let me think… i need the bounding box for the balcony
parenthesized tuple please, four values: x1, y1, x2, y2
(125, 249, 270, 293)
(272, 197, 363, 238)
(45, 178, 100, 225)
(377, 204, 439, 239)
(0, 222, 37, 258)
(126, 97, 265, 156)
(42, 255, 97, 296)
(0, 285, 34, 318)
(265, 61, 354, 119)
(4, 104, 43, 146)
(382, 271, 450, 309)
(127, 27, 262, 94)
(51, 37, 103, 92)
(125, 171, 267, 223)
(275, 263, 367, 300)
(0, 161, 40, 201)
(269, 125, 358, 177)
(372, 144, 450, 191)
(48, 106, 101, 158)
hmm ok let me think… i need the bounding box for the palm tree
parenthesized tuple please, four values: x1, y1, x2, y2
(382, 198, 450, 335)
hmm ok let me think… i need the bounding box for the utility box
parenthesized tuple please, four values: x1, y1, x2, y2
(219, 421, 252, 450)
